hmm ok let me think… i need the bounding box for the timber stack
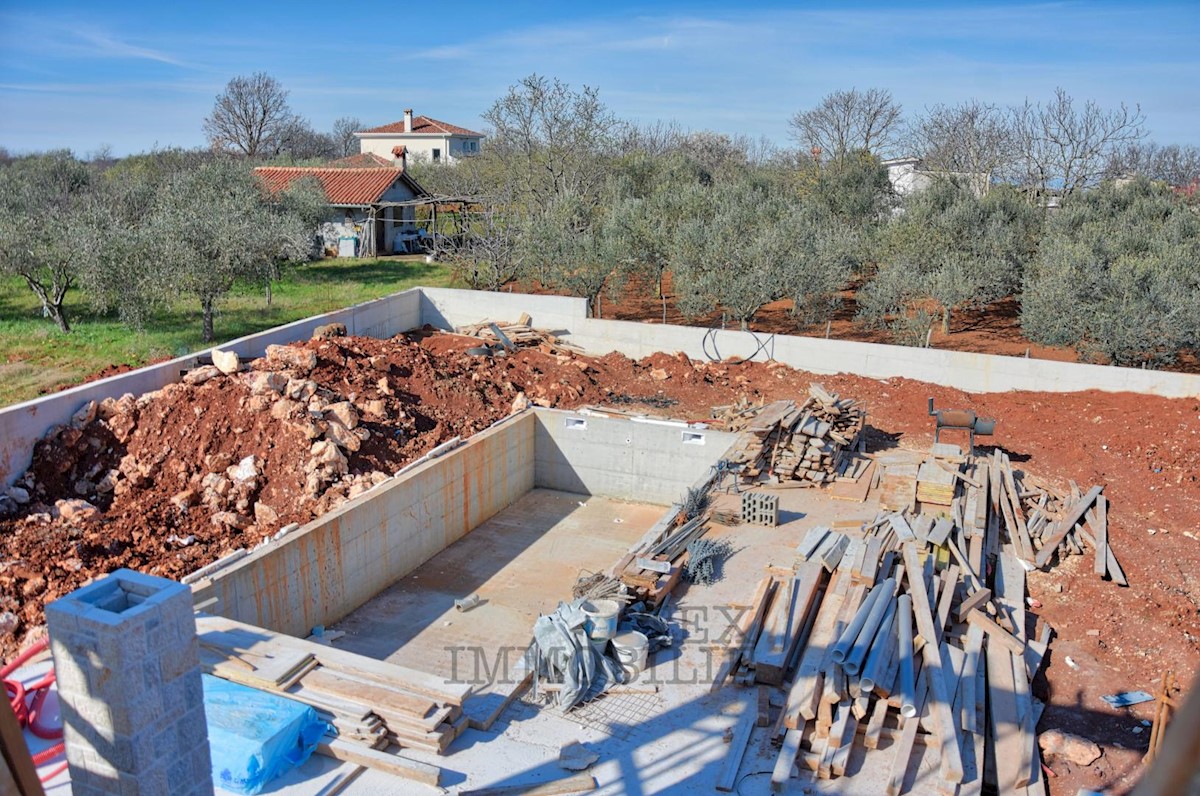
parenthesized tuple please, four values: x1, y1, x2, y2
(706, 441, 1124, 795)
(722, 384, 867, 486)
(456, 316, 586, 356)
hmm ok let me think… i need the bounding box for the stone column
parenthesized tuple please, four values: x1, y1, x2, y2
(45, 568, 212, 796)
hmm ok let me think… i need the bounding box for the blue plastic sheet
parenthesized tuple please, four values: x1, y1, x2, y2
(203, 674, 329, 794)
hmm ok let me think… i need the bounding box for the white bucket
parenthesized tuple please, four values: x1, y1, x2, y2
(581, 599, 620, 641)
(611, 630, 649, 677)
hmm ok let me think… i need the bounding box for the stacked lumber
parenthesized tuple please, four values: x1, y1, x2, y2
(456, 316, 586, 356)
(196, 615, 471, 758)
(722, 385, 867, 486)
(615, 512, 709, 606)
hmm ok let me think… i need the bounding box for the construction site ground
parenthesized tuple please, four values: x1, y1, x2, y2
(2, 327, 1197, 795)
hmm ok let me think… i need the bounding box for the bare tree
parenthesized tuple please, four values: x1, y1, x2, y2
(331, 116, 364, 158)
(907, 100, 1015, 192)
(203, 72, 300, 158)
(789, 88, 903, 161)
(1105, 142, 1200, 187)
(1009, 88, 1146, 197)
(483, 74, 623, 206)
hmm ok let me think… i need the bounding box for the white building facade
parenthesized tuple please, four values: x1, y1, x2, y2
(356, 110, 484, 165)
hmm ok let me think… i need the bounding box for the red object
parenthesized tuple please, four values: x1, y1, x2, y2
(3, 637, 66, 782)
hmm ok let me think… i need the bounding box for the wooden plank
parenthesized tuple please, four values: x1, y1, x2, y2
(459, 773, 598, 796)
(316, 738, 440, 787)
(0, 686, 43, 796)
(771, 728, 804, 792)
(886, 667, 929, 796)
(1094, 494, 1109, 576)
(716, 691, 758, 792)
(197, 615, 472, 705)
(1081, 497, 1127, 586)
(985, 647, 1030, 790)
(829, 702, 859, 778)
(995, 551, 1027, 644)
(865, 696, 889, 749)
(784, 573, 848, 726)
(303, 667, 440, 721)
(956, 586, 992, 623)
(900, 544, 964, 783)
(1034, 486, 1103, 567)
(711, 576, 775, 692)
(1001, 453, 1035, 561)
(754, 564, 824, 686)
(965, 609, 1024, 656)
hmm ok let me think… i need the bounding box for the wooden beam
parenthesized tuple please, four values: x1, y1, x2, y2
(965, 609, 1025, 656)
(771, 728, 804, 792)
(901, 544, 964, 783)
(716, 691, 758, 792)
(1035, 486, 1103, 567)
(0, 691, 43, 796)
(317, 738, 441, 787)
(458, 773, 597, 796)
(711, 576, 775, 692)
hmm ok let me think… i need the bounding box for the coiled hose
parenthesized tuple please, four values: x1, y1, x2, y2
(3, 637, 67, 782)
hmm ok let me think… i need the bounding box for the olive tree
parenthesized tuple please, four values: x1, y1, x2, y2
(142, 160, 313, 342)
(1021, 178, 1200, 366)
(0, 152, 105, 332)
(858, 183, 1039, 339)
(524, 195, 628, 318)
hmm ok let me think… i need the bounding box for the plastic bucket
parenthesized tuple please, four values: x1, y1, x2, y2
(611, 630, 649, 677)
(581, 600, 620, 641)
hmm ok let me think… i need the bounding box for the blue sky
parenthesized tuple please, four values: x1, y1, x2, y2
(1, 0, 1197, 156)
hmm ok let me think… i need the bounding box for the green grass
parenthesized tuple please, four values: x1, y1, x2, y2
(0, 256, 455, 407)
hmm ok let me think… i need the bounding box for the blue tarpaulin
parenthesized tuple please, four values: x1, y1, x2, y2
(202, 674, 328, 794)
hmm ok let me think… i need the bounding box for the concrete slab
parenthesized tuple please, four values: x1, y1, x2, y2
(332, 489, 659, 695)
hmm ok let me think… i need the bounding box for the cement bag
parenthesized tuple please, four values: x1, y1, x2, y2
(203, 674, 328, 794)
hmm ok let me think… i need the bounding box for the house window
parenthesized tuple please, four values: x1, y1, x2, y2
(468, 140, 478, 153)
(432, 148, 441, 162)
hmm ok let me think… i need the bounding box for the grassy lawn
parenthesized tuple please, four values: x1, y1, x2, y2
(0, 256, 455, 407)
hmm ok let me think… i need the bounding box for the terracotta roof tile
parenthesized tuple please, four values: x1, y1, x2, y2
(324, 152, 392, 168)
(359, 115, 484, 137)
(253, 167, 406, 206)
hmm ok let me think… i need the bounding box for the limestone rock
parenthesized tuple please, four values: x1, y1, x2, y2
(170, 489, 199, 511)
(266, 344, 318, 374)
(285, 378, 318, 401)
(324, 402, 359, 430)
(71, 400, 98, 428)
(204, 452, 235, 472)
(325, 419, 362, 453)
(361, 399, 387, 418)
(1039, 729, 1102, 766)
(184, 365, 222, 386)
(212, 348, 241, 375)
(7, 486, 30, 505)
(0, 611, 17, 638)
(307, 440, 348, 475)
(271, 398, 301, 421)
(254, 502, 280, 526)
(211, 511, 250, 530)
(248, 371, 288, 396)
(55, 498, 99, 523)
(378, 377, 393, 396)
(510, 392, 529, 414)
(95, 470, 120, 494)
(312, 323, 347, 340)
(649, 368, 669, 381)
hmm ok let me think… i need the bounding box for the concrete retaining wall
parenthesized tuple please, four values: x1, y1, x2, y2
(532, 409, 736, 505)
(0, 289, 422, 487)
(193, 411, 534, 637)
(418, 287, 1200, 398)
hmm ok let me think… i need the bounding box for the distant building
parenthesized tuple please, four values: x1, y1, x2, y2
(255, 154, 432, 256)
(355, 110, 484, 165)
(883, 156, 989, 197)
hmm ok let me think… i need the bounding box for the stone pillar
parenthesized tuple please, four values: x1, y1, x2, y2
(45, 568, 212, 796)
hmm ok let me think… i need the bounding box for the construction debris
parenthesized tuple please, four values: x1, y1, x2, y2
(456, 317, 586, 356)
(720, 385, 867, 487)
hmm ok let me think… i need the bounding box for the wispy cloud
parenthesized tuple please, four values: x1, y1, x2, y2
(68, 26, 190, 66)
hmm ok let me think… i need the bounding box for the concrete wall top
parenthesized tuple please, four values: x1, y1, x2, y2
(416, 288, 1200, 400)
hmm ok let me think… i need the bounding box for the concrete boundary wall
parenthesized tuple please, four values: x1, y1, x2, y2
(418, 287, 1200, 398)
(0, 289, 422, 487)
(533, 409, 736, 505)
(193, 411, 535, 637)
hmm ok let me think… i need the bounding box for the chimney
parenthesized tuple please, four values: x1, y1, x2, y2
(404, 109, 413, 133)
(392, 146, 407, 171)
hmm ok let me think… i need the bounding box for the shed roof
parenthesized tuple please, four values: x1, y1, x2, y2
(253, 166, 428, 206)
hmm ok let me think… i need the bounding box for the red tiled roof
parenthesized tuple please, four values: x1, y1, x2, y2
(324, 152, 392, 168)
(359, 115, 483, 137)
(254, 167, 409, 206)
